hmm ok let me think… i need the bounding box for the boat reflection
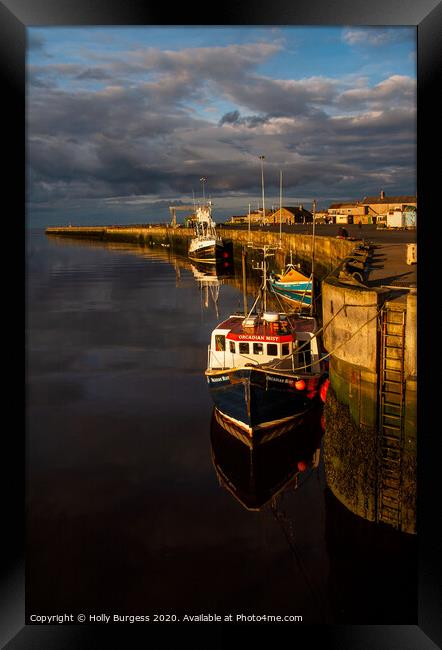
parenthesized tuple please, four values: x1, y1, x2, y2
(191, 264, 223, 317)
(210, 404, 324, 511)
(45, 233, 260, 296)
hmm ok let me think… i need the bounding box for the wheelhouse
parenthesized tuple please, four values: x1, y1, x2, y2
(207, 312, 321, 374)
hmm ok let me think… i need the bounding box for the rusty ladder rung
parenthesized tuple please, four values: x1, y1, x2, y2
(382, 423, 401, 431)
(383, 402, 399, 408)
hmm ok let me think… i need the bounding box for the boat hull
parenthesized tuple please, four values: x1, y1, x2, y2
(206, 367, 320, 440)
(269, 279, 312, 307)
(271, 287, 312, 307)
(188, 240, 225, 264)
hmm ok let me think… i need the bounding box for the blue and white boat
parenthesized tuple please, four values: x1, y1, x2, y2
(269, 256, 312, 309)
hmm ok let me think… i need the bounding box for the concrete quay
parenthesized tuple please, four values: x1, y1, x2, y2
(321, 239, 416, 534)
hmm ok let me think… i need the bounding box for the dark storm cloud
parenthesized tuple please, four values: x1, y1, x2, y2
(219, 110, 241, 125)
(220, 75, 338, 118)
(75, 68, 114, 81)
(27, 41, 416, 220)
(219, 110, 269, 128)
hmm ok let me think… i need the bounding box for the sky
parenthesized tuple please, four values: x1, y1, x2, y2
(27, 26, 417, 226)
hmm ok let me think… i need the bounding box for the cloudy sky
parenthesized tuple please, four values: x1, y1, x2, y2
(27, 26, 416, 226)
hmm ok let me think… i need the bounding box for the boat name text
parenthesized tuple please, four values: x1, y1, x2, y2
(227, 334, 292, 342)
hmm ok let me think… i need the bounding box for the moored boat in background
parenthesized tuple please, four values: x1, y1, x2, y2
(188, 201, 226, 264)
(269, 253, 312, 309)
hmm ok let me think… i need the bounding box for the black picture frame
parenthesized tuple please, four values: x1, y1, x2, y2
(4, 1, 441, 647)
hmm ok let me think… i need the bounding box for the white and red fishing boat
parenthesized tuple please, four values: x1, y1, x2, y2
(188, 202, 225, 264)
(205, 245, 328, 441)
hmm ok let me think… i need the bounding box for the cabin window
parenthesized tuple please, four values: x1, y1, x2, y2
(239, 342, 250, 354)
(267, 343, 278, 356)
(299, 341, 312, 369)
(215, 335, 226, 351)
(253, 342, 264, 355)
(229, 341, 235, 353)
(282, 343, 290, 356)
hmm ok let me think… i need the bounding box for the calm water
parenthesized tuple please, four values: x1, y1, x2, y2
(26, 230, 416, 624)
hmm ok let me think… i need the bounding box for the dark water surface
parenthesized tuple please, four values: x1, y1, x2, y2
(26, 230, 416, 624)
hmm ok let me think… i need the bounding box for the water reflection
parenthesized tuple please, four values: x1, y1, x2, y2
(190, 262, 235, 318)
(45, 232, 265, 302)
(27, 231, 415, 622)
(209, 403, 332, 621)
(210, 405, 324, 511)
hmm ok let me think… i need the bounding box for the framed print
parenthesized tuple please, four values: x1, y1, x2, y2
(3, 0, 441, 647)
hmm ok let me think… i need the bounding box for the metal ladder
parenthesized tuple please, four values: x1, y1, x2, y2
(377, 306, 406, 529)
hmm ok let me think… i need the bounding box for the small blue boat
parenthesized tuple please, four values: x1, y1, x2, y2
(269, 263, 312, 308)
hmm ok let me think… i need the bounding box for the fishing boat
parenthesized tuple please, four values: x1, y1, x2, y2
(205, 245, 328, 441)
(269, 255, 312, 309)
(188, 201, 225, 264)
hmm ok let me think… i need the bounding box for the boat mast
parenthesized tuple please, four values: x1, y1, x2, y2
(200, 177, 206, 203)
(259, 155, 265, 224)
(279, 169, 283, 247)
(250, 244, 276, 315)
(242, 246, 248, 317)
(200, 177, 206, 237)
(263, 249, 267, 312)
(310, 199, 316, 317)
(260, 156, 267, 308)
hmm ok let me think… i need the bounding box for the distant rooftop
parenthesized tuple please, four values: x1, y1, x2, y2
(328, 202, 361, 209)
(362, 195, 416, 204)
(274, 206, 312, 214)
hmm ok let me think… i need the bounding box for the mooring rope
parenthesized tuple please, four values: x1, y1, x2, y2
(264, 302, 382, 373)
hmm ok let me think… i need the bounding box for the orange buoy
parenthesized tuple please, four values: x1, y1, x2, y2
(319, 378, 330, 403)
(295, 379, 306, 391)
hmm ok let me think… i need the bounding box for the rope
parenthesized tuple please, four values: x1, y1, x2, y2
(210, 301, 381, 374)
(287, 306, 383, 373)
(263, 303, 347, 368)
(269, 498, 327, 620)
(262, 302, 382, 373)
